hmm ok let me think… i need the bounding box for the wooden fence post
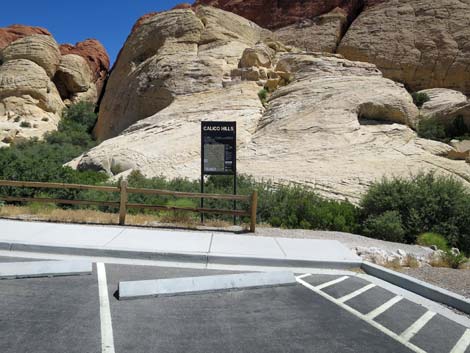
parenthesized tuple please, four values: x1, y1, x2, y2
(250, 190, 258, 233)
(119, 180, 128, 226)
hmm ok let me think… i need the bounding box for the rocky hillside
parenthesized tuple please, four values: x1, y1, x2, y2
(68, 6, 470, 201)
(195, 0, 470, 94)
(0, 25, 109, 146)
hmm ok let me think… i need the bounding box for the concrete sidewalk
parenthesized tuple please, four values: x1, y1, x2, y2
(0, 219, 361, 269)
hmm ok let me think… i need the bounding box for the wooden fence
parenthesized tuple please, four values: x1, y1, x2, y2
(0, 180, 258, 232)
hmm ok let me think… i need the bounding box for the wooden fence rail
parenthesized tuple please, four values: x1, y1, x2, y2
(0, 180, 258, 232)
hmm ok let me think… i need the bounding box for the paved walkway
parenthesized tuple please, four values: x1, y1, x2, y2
(0, 219, 361, 268)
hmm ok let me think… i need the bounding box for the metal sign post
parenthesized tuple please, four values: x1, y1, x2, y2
(201, 121, 237, 224)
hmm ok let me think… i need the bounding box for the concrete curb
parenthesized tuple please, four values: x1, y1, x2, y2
(0, 242, 11, 251)
(208, 254, 362, 270)
(0, 260, 92, 280)
(0, 241, 363, 270)
(361, 261, 470, 315)
(7, 242, 207, 264)
(118, 271, 296, 300)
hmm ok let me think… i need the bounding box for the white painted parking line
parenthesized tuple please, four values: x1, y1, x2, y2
(315, 276, 349, 290)
(97, 263, 115, 353)
(366, 296, 403, 320)
(296, 275, 426, 353)
(296, 273, 312, 280)
(400, 311, 436, 342)
(450, 329, 470, 353)
(338, 283, 376, 303)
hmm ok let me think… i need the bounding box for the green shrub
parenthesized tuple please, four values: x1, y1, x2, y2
(447, 115, 470, 139)
(412, 92, 431, 108)
(119, 172, 359, 232)
(360, 173, 470, 254)
(60, 101, 97, 133)
(0, 102, 106, 203)
(417, 233, 448, 251)
(28, 201, 56, 215)
(362, 211, 405, 243)
(20, 121, 32, 128)
(417, 118, 447, 141)
(443, 250, 468, 269)
(417, 115, 470, 142)
(258, 89, 268, 104)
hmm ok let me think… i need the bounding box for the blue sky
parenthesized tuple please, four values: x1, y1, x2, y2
(0, 0, 193, 65)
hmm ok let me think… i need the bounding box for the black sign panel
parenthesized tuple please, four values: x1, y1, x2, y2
(201, 121, 236, 175)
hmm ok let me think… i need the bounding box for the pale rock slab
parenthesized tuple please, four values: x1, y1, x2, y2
(0, 59, 64, 144)
(418, 88, 470, 131)
(275, 7, 348, 53)
(237, 54, 470, 201)
(74, 82, 264, 176)
(338, 0, 470, 95)
(93, 6, 270, 141)
(53, 54, 93, 100)
(1, 34, 61, 78)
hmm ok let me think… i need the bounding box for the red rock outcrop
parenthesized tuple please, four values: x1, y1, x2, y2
(59, 39, 110, 94)
(193, 0, 366, 29)
(0, 25, 51, 50)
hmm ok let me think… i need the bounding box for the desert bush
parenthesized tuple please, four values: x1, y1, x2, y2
(28, 201, 57, 215)
(362, 211, 405, 243)
(447, 115, 470, 140)
(418, 115, 470, 142)
(417, 233, 448, 251)
(108, 172, 359, 232)
(20, 121, 31, 128)
(417, 118, 447, 141)
(412, 92, 430, 108)
(360, 173, 470, 254)
(443, 250, 468, 269)
(258, 88, 268, 104)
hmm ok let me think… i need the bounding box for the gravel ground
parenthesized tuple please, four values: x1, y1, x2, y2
(400, 267, 470, 299)
(254, 227, 433, 257)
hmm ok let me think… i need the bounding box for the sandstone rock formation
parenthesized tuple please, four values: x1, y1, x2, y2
(0, 59, 64, 145)
(1, 34, 61, 78)
(418, 88, 470, 131)
(193, 0, 366, 53)
(0, 25, 51, 50)
(0, 27, 109, 146)
(53, 54, 95, 104)
(93, 6, 270, 140)
(74, 7, 470, 201)
(194, 0, 470, 94)
(274, 7, 348, 53)
(59, 39, 110, 96)
(193, 0, 365, 29)
(338, 0, 470, 94)
(448, 140, 470, 161)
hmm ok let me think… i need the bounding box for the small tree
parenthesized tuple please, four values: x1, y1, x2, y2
(412, 92, 431, 108)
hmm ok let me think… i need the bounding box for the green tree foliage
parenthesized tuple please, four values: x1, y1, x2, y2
(412, 92, 431, 108)
(0, 102, 106, 200)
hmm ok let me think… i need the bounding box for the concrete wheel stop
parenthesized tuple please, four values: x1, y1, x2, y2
(0, 260, 93, 280)
(118, 271, 296, 300)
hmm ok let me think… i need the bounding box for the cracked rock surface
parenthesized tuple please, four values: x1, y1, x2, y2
(73, 7, 470, 201)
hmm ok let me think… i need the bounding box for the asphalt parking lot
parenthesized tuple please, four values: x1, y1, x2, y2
(1, 255, 469, 353)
